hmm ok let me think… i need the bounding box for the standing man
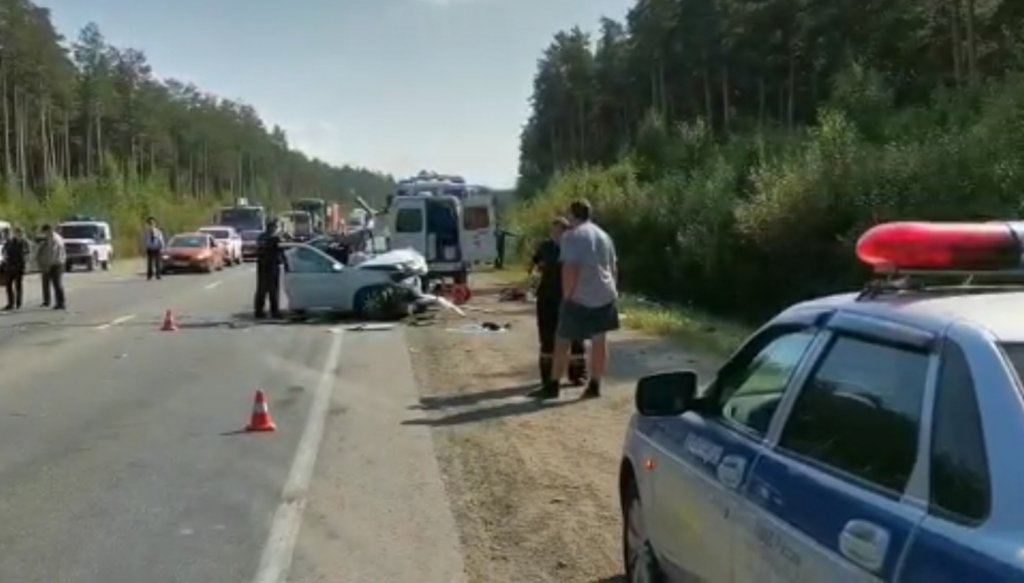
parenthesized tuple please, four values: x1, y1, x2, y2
(142, 216, 165, 280)
(527, 217, 586, 394)
(2, 227, 29, 311)
(254, 218, 289, 319)
(536, 199, 619, 400)
(36, 224, 67, 310)
(494, 227, 514, 270)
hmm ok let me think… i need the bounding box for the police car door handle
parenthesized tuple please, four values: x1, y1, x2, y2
(838, 519, 890, 573)
(716, 455, 747, 490)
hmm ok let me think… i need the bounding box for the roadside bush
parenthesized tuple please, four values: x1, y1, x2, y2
(512, 66, 1024, 322)
(0, 176, 221, 258)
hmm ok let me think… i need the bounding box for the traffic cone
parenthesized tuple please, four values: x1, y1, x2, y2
(160, 309, 178, 331)
(245, 390, 277, 432)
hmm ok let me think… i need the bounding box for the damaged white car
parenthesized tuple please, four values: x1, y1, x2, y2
(282, 243, 431, 320)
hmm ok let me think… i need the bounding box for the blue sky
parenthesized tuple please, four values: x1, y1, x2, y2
(42, 0, 632, 188)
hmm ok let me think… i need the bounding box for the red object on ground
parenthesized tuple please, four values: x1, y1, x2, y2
(855, 221, 1022, 272)
(449, 283, 472, 305)
(245, 390, 277, 432)
(160, 309, 178, 331)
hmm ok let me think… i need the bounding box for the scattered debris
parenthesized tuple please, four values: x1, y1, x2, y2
(499, 288, 529, 302)
(347, 323, 397, 332)
(446, 322, 511, 334)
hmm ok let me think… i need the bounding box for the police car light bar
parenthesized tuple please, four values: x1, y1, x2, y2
(855, 221, 1024, 272)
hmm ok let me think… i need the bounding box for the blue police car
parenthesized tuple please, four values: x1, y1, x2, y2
(619, 221, 1024, 582)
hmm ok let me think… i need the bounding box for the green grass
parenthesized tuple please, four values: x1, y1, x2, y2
(618, 296, 751, 358)
(477, 264, 752, 358)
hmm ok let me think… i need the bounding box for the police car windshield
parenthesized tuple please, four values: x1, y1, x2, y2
(169, 236, 206, 248)
(1000, 343, 1024, 388)
(58, 225, 101, 240)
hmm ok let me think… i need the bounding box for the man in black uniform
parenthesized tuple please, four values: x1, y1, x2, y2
(2, 227, 29, 311)
(528, 217, 586, 392)
(254, 218, 289, 319)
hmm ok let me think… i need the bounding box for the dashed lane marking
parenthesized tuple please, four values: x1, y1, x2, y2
(95, 314, 137, 330)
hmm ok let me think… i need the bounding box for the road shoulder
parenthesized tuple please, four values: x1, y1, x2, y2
(290, 327, 467, 583)
(404, 273, 724, 583)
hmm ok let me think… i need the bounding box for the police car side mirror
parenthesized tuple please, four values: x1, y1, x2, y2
(636, 371, 698, 417)
(331, 263, 342, 272)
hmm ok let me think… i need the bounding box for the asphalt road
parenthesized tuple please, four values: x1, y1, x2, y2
(0, 262, 465, 583)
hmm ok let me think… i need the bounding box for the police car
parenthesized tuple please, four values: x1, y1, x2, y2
(620, 221, 1024, 582)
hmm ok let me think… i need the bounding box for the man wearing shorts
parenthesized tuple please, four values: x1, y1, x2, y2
(534, 199, 619, 400)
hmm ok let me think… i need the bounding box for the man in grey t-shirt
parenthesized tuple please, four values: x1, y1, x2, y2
(533, 198, 620, 400)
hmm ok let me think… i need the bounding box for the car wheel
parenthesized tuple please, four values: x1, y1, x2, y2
(101, 255, 110, 270)
(87, 254, 97, 272)
(204, 260, 213, 273)
(355, 285, 405, 321)
(623, 476, 666, 583)
(290, 309, 309, 322)
(64, 260, 73, 273)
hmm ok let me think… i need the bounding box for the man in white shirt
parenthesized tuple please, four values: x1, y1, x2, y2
(142, 217, 165, 280)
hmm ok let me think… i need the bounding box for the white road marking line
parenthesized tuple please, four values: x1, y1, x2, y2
(95, 314, 137, 330)
(252, 330, 344, 583)
(204, 280, 223, 290)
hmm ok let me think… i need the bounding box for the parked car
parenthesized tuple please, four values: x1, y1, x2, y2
(198, 225, 242, 266)
(620, 220, 1024, 582)
(161, 233, 225, 274)
(58, 217, 114, 272)
(282, 243, 428, 320)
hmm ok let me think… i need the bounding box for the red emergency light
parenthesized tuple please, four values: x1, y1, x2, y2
(855, 221, 1024, 272)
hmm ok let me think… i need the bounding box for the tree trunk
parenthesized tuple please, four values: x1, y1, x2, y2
(787, 49, 797, 128)
(1, 67, 11, 180)
(950, 0, 963, 86)
(14, 89, 25, 193)
(96, 111, 104, 173)
(964, 0, 979, 87)
(721, 65, 730, 132)
(63, 109, 71, 180)
(702, 67, 714, 128)
(758, 77, 766, 128)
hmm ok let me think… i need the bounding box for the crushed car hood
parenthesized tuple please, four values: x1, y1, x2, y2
(357, 248, 428, 275)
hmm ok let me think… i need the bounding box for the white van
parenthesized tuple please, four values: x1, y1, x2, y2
(388, 195, 469, 284)
(461, 192, 497, 265)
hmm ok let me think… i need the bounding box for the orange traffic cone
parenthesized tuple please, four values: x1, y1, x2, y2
(245, 390, 277, 432)
(160, 309, 178, 331)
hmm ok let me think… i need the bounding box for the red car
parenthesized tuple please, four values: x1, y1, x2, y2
(161, 232, 225, 274)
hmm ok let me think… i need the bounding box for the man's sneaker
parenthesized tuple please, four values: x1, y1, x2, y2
(581, 380, 601, 399)
(527, 381, 560, 401)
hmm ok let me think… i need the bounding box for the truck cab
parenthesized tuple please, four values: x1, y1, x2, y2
(58, 217, 113, 272)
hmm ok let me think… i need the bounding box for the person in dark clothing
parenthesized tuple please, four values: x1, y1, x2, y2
(254, 219, 289, 319)
(494, 228, 510, 270)
(527, 217, 586, 393)
(2, 227, 30, 310)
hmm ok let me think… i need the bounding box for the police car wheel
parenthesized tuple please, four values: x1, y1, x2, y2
(623, 482, 665, 583)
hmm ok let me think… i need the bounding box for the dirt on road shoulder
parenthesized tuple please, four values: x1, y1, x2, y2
(405, 273, 721, 583)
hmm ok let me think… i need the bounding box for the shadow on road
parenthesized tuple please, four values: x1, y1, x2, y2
(402, 389, 584, 427)
(592, 577, 626, 583)
(412, 383, 537, 410)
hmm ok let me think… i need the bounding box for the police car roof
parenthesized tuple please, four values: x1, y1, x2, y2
(787, 289, 1024, 342)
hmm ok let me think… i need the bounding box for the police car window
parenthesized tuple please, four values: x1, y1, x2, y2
(780, 335, 929, 494)
(930, 340, 991, 523)
(395, 208, 423, 233)
(717, 330, 816, 436)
